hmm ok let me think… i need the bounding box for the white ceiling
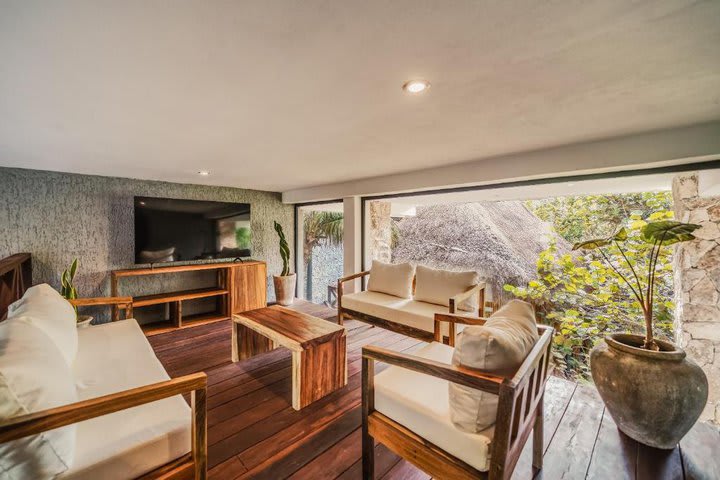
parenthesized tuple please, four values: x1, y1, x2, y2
(1, 1, 719, 193)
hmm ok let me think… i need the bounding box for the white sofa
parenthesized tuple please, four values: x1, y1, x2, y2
(338, 262, 486, 341)
(0, 284, 207, 480)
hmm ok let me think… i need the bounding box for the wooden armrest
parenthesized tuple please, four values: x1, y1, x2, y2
(433, 312, 487, 345)
(434, 312, 488, 326)
(0, 372, 206, 443)
(362, 345, 504, 394)
(508, 326, 554, 388)
(338, 271, 370, 284)
(69, 296, 133, 307)
(69, 296, 133, 320)
(448, 282, 486, 310)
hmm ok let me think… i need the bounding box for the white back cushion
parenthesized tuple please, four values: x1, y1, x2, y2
(7, 283, 78, 366)
(449, 300, 539, 432)
(366, 260, 415, 299)
(413, 265, 479, 312)
(0, 319, 77, 478)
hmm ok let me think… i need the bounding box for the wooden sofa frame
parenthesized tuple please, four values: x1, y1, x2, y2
(362, 313, 554, 480)
(0, 253, 207, 480)
(337, 270, 486, 342)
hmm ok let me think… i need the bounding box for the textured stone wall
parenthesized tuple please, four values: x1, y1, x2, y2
(369, 201, 392, 263)
(673, 173, 720, 424)
(0, 167, 294, 321)
(309, 243, 344, 305)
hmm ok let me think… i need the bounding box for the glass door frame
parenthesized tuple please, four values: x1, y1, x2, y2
(294, 199, 344, 300)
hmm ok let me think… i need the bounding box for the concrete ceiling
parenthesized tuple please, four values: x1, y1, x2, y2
(1, 1, 719, 193)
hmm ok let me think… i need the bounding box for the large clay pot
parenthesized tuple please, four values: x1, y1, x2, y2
(591, 333, 708, 449)
(273, 274, 296, 306)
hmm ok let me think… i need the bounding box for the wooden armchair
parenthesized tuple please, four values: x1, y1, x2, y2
(0, 372, 208, 479)
(69, 296, 134, 320)
(362, 313, 554, 480)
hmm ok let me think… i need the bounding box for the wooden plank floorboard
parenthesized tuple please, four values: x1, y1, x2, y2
(534, 384, 605, 480)
(585, 409, 636, 480)
(148, 300, 719, 480)
(679, 421, 720, 480)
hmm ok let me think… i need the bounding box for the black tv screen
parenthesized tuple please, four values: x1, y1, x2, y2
(134, 197, 252, 264)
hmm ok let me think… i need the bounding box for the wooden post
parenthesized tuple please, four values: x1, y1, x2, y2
(362, 355, 375, 480)
(533, 394, 544, 473)
(337, 279, 344, 325)
(191, 386, 207, 480)
(110, 273, 119, 322)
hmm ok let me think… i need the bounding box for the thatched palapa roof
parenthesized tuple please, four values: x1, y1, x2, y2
(392, 202, 571, 296)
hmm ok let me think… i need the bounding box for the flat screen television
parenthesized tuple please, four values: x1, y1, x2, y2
(134, 196, 252, 264)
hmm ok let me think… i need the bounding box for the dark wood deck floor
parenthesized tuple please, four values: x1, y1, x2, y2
(148, 300, 720, 480)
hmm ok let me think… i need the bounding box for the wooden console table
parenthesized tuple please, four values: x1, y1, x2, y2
(232, 306, 347, 410)
(111, 261, 266, 335)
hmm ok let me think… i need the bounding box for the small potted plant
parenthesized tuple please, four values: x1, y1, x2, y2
(574, 220, 708, 449)
(273, 221, 296, 306)
(60, 258, 92, 327)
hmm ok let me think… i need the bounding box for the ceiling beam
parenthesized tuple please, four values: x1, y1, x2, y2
(282, 121, 720, 204)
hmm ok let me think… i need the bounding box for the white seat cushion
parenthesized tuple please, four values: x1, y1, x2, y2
(60, 319, 191, 480)
(7, 283, 78, 366)
(366, 260, 416, 299)
(449, 300, 539, 433)
(0, 319, 78, 479)
(413, 265, 479, 312)
(342, 290, 468, 337)
(375, 342, 493, 472)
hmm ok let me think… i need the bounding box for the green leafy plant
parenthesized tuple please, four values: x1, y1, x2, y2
(572, 220, 700, 351)
(274, 221, 291, 276)
(507, 196, 677, 379)
(235, 227, 252, 249)
(61, 258, 79, 316)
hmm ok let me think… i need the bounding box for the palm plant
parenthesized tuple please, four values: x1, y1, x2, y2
(573, 220, 700, 350)
(303, 211, 343, 299)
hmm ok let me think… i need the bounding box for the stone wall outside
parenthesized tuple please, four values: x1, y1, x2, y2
(309, 242, 343, 305)
(673, 173, 720, 424)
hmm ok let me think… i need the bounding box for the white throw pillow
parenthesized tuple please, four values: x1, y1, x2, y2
(366, 260, 416, 299)
(7, 283, 79, 366)
(448, 300, 539, 433)
(413, 265, 479, 312)
(0, 319, 78, 478)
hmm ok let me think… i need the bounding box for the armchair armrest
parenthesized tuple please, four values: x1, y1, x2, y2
(337, 271, 370, 324)
(448, 282, 486, 315)
(338, 270, 370, 285)
(433, 312, 488, 346)
(362, 345, 504, 394)
(69, 296, 133, 320)
(0, 372, 208, 479)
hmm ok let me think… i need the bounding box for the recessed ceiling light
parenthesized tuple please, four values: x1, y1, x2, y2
(198, 170, 210, 176)
(138, 201, 146, 206)
(402, 79, 430, 94)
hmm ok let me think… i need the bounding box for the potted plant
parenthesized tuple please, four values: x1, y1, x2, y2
(60, 258, 92, 327)
(574, 220, 708, 449)
(273, 221, 296, 306)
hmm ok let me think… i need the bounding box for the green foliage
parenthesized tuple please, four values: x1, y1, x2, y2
(507, 192, 679, 380)
(235, 227, 252, 249)
(60, 258, 79, 317)
(529, 192, 673, 243)
(274, 221, 291, 276)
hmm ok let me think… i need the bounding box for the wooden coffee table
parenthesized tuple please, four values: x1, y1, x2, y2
(231, 305, 347, 410)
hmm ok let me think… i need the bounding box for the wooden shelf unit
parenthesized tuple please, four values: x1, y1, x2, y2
(111, 261, 267, 336)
